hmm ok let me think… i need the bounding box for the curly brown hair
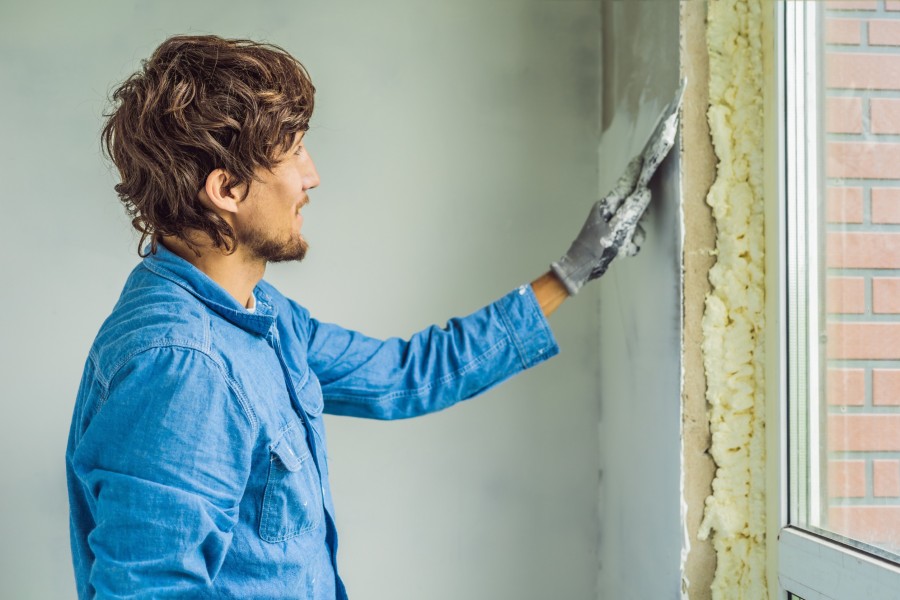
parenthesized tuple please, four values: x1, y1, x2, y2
(101, 34, 316, 256)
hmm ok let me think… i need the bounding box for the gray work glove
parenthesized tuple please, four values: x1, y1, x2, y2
(550, 156, 652, 296)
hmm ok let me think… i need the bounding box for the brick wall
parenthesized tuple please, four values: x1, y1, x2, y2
(825, 0, 900, 553)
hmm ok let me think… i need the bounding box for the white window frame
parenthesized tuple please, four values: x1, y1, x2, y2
(778, 2, 900, 598)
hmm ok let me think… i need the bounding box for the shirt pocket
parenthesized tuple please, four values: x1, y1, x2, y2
(259, 421, 324, 543)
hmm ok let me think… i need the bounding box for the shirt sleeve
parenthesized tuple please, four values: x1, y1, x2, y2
(70, 346, 255, 599)
(307, 284, 559, 420)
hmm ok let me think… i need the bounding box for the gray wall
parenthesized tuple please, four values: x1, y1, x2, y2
(597, 1, 684, 598)
(0, 1, 608, 599)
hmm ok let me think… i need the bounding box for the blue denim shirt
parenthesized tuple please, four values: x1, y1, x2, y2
(66, 244, 559, 599)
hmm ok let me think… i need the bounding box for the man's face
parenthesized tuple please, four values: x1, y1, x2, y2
(233, 131, 320, 263)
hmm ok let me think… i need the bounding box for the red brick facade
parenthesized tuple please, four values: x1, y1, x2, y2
(825, 1, 900, 552)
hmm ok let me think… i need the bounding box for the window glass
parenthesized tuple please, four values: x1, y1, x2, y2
(820, 0, 900, 559)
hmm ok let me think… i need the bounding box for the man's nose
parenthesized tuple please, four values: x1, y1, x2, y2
(304, 155, 320, 191)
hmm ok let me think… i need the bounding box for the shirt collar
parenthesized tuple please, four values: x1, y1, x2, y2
(141, 243, 277, 337)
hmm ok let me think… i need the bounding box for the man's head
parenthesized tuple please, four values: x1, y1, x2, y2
(102, 34, 317, 259)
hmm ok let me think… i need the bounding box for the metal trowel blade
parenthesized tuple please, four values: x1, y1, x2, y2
(636, 79, 686, 188)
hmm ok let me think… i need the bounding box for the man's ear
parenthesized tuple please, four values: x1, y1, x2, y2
(197, 168, 243, 214)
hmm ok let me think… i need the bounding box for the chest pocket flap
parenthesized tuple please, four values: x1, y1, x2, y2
(270, 433, 303, 472)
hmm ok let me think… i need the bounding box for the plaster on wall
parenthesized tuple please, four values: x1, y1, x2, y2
(597, 2, 682, 598)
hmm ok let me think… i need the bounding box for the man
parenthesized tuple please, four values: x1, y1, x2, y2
(66, 34, 656, 599)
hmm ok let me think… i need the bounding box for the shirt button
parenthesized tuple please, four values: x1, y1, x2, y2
(518, 286, 526, 295)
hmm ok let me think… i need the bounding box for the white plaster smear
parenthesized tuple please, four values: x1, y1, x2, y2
(698, 0, 767, 598)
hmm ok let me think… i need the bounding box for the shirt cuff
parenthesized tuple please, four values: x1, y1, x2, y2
(495, 284, 561, 370)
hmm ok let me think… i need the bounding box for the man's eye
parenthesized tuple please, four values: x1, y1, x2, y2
(295, 145, 304, 156)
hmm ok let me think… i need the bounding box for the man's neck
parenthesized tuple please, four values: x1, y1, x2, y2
(160, 236, 264, 309)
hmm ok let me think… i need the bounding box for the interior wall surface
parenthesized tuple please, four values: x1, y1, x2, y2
(0, 2, 605, 599)
(597, 1, 683, 599)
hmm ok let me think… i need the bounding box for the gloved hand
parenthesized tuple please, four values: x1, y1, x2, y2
(551, 82, 683, 296)
(550, 155, 652, 296)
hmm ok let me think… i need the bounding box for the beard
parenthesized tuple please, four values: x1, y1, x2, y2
(237, 224, 308, 263)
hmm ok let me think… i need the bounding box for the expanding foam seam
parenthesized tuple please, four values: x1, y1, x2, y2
(697, 0, 769, 598)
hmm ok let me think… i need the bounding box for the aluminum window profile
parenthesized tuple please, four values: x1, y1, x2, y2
(779, 528, 900, 600)
(783, 0, 818, 533)
(778, 1, 900, 597)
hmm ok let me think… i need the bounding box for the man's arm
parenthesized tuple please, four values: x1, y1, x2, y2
(300, 155, 652, 420)
(71, 347, 253, 598)
(302, 283, 559, 420)
(298, 116, 677, 419)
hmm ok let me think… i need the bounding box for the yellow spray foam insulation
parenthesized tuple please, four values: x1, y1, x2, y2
(697, 0, 767, 598)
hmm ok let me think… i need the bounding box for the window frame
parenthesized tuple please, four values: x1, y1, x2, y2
(777, 2, 900, 598)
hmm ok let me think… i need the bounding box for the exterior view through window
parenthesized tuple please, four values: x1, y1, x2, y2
(822, 0, 900, 559)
